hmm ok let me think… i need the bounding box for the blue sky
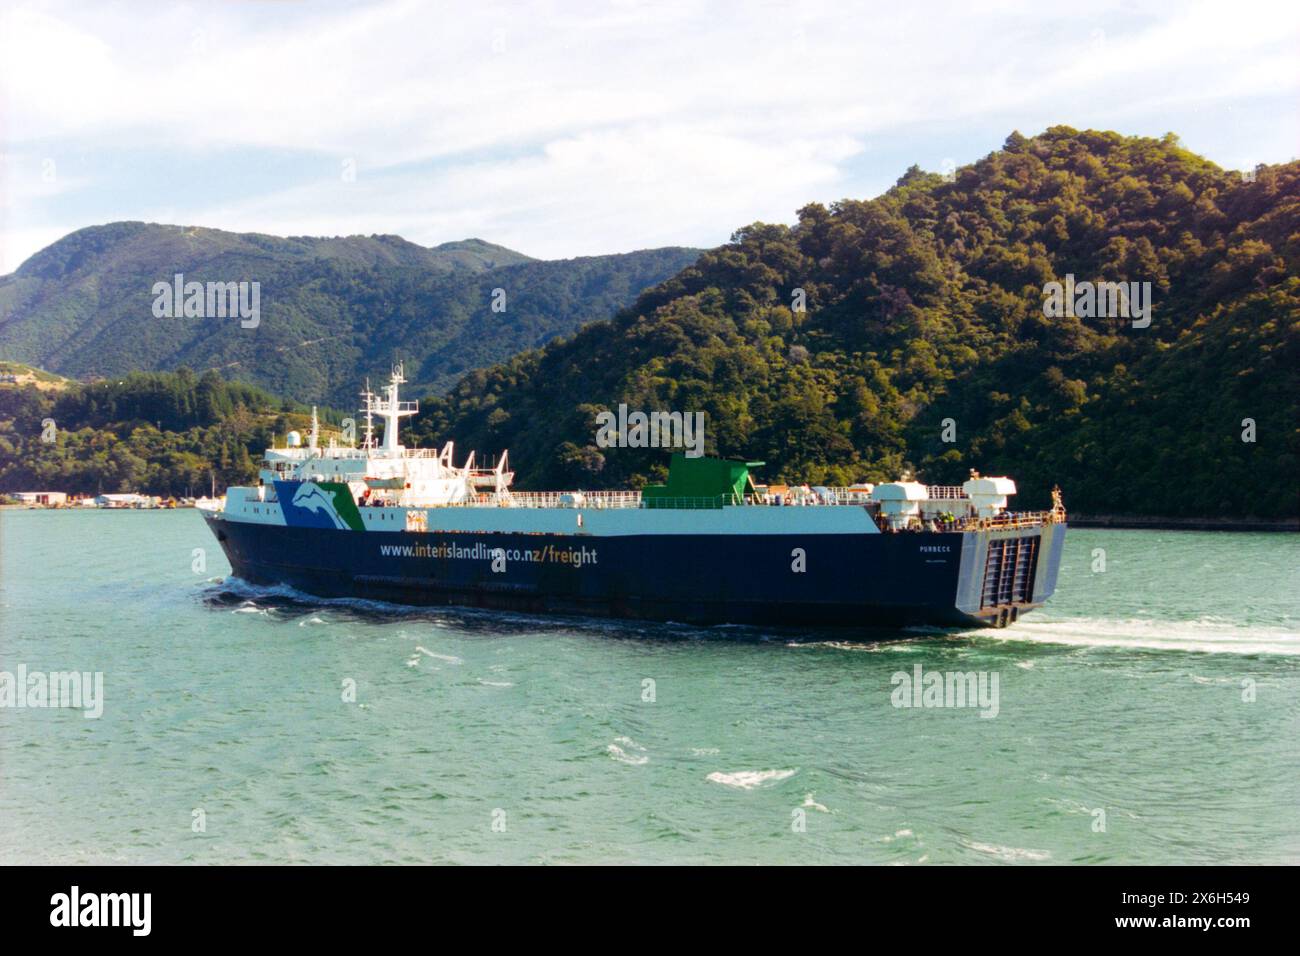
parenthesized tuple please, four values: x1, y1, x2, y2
(2, 0, 1296, 272)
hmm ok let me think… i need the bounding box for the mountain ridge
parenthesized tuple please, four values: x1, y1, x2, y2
(0, 222, 702, 404)
(412, 127, 1299, 519)
(4, 128, 1295, 519)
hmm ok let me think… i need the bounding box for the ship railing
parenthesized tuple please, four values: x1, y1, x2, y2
(428, 490, 749, 509)
(302, 447, 371, 460)
(819, 488, 877, 504)
(432, 493, 511, 508)
(498, 491, 645, 509)
(925, 485, 968, 500)
(397, 489, 1063, 522)
(951, 510, 1064, 531)
(750, 486, 971, 505)
(271, 447, 416, 461)
(589, 491, 644, 508)
(748, 490, 871, 506)
(817, 487, 863, 503)
(640, 494, 742, 510)
(748, 496, 857, 504)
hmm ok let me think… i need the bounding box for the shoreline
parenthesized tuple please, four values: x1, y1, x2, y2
(0, 503, 198, 511)
(1068, 514, 1299, 532)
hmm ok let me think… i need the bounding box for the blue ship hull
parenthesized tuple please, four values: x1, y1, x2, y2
(204, 513, 1066, 629)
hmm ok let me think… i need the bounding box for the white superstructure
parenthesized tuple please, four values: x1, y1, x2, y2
(206, 363, 1057, 537)
(255, 363, 513, 509)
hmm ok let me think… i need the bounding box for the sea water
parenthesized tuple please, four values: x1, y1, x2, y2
(1, 510, 1296, 864)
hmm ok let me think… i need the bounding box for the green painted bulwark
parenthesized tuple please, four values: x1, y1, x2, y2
(641, 454, 764, 509)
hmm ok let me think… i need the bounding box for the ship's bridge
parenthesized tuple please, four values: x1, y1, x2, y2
(253, 365, 515, 509)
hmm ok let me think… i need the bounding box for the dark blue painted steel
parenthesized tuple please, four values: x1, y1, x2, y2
(204, 513, 1062, 629)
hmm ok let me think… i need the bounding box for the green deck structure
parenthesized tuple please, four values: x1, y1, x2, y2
(641, 454, 765, 509)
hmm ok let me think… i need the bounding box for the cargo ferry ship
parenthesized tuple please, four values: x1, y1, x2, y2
(200, 365, 1066, 628)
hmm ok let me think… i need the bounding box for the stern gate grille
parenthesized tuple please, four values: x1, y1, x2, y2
(981, 535, 1040, 608)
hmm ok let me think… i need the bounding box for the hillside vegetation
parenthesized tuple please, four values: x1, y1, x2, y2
(412, 129, 1299, 518)
(0, 361, 74, 391)
(0, 223, 701, 404)
(0, 369, 313, 496)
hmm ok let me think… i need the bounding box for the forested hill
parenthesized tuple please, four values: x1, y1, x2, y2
(413, 128, 1299, 519)
(0, 368, 315, 497)
(0, 222, 701, 405)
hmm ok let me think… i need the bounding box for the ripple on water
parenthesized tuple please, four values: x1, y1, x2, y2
(4, 516, 1298, 865)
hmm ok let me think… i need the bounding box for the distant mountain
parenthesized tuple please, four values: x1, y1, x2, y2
(414, 128, 1299, 519)
(0, 222, 701, 404)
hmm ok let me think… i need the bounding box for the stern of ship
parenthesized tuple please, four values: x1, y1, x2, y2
(951, 519, 1067, 627)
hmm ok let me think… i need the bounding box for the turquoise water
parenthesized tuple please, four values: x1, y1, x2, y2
(1, 510, 1296, 864)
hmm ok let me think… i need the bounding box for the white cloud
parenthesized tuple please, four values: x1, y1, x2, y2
(185, 123, 864, 258)
(1, 0, 1297, 267)
(0, 224, 72, 275)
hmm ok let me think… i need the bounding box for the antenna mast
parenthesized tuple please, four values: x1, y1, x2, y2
(360, 379, 376, 450)
(374, 361, 418, 455)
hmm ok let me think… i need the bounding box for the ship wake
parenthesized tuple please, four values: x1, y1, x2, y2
(986, 616, 1300, 656)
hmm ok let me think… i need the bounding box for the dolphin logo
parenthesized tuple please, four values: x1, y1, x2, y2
(291, 482, 349, 530)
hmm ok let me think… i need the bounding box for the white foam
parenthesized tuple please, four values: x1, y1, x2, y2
(214, 577, 417, 615)
(787, 640, 913, 653)
(792, 640, 880, 652)
(608, 736, 648, 765)
(961, 839, 1051, 862)
(802, 794, 829, 813)
(993, 617, 1300, 656)
(478, 679, 514, 688)
(707, 768, 797, 790)
(414, 646, 462, 664)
